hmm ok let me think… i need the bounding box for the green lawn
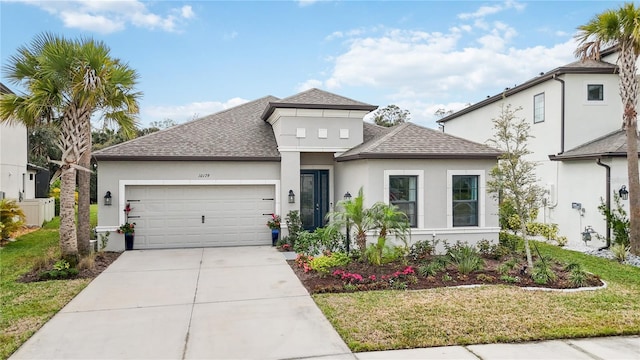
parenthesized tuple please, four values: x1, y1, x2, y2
(313, 242, 640, 352)
(0, 204, 98, 360)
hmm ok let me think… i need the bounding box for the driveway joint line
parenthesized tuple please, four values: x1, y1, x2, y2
(193, 294, 310, 305)
(61, 302, 195, 314)
(280, 351, 355, 360)
(563, 340, 605, 360)
(181, 248, 204, 360)
(463, 345, 485, 359)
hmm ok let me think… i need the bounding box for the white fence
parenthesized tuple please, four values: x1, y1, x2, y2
(20, 198, 55, 226)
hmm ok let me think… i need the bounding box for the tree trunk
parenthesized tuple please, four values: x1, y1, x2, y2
(76, 121, 92, 257)
(356, 231, 367, 252)
(521, 222, 533, 272)
(60, 165, 78, 266)
(626, 123, 640, 255)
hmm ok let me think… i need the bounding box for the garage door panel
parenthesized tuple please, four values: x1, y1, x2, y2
(125, 185, 275, 249)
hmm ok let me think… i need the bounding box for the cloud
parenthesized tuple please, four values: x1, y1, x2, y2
(297, 0, 319, 7)
(458, 0, 525, 20)
(224, 31, 239, 41)
(296, 79, 323, 92)
(142, 98, 250, 126)
(16, 0, 195, 34)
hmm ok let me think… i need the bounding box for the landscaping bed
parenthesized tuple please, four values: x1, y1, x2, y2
(18, 251, 121, 283)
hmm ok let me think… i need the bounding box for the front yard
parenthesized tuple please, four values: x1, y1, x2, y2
(312, 242, 640, 352)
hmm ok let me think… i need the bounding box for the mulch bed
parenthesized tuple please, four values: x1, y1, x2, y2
(289, 256, 604, 294)
(18, 252, 121, 283)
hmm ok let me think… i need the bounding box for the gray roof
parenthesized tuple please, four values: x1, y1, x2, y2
(549, 129, 640, 160)
(261, 88, 377, 120)
(363, 122, 390, 142)
(0, 82, 14, 95)
(336, 122, 502, 161)
(94, 96, 281, 161)
(438, 59, 618, 123)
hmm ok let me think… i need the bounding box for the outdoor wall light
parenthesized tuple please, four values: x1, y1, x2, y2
(343, 191, 352, 201)
(288, 190, 295, 203)
(104, 191, 112, 206)
(619, 185, 629, 200)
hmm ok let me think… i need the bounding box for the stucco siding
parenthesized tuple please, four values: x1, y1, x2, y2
(0, 122, 28, 200)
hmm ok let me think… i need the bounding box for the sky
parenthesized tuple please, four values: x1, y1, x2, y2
(0, 0, 625, 129)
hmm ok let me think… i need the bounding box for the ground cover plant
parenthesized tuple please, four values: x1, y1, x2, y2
(306, 241, 640, 351)
(0, 205, 119, 359)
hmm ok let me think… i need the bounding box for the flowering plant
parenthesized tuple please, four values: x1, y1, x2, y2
(267, 214, 281, 229)
(117, 222, 136, 234)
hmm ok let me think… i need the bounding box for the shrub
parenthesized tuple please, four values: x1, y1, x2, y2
(566, 263, 588, 287)
(0, 199, 26, 240)
(497, 258, 519, 275)
(53, 259, 70, 271)
(499, 231, 522, 252)
(610, 243, 629, 263)
(477, 274, 496, 283)
(445, 242, 484, 275)
(78, 254, 96, 271)
(285, 210, 304, 247)
(409, 239, 437, 261)
(598, 194, 630, 246)
(500, 275, 520, 283)
(531, 256, 557, 285)
(309, 252, 351, 274)
(418, 261, 444, 277)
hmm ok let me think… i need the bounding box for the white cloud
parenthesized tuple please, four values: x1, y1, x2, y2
(224, 31, 239, 41)
(458, 0, 525, 20)
(142, 98, 250, 126)
(296, 79, 324, 92)
(17, 0, 195, 34)
(298, 0, 319, 7)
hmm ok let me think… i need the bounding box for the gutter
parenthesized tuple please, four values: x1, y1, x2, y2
(552, 74, 565, 154)
(596, 158, 611, 249)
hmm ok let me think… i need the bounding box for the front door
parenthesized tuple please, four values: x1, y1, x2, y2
(300, 170, 329, 231)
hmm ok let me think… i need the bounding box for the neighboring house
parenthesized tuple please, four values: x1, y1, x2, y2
(437, 50, 639, 247)
(94, 88, 501, 251)
(0, 83, 54, 226)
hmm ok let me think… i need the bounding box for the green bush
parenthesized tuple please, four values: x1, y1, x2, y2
(499, 231, 522, 252)
(445, 242, 484, 275)
(293, 227, 345, 256)
(610, 243, 629, 263)
(566, 263, 588, 287)
(285, 210, 304, 247)
(598, 195, 630, 246)
(409, 240, 436, 261)
(531, 256, 557, 285)
(1, 199, 26, 240)
(309, 252, 351, 274)
(418, 260, 444, 277)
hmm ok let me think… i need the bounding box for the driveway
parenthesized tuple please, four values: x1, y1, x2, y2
(10, 247, 353, 360)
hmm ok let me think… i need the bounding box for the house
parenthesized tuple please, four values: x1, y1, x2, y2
(437, 50, 639, 248)
(94, 89, 501, 251)
(0, 83, 54, 226)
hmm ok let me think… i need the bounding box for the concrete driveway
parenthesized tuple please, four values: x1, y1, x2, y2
(10, 247, 353, 360)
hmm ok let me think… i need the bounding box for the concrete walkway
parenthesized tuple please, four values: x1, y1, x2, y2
(10, 247, 640, 359)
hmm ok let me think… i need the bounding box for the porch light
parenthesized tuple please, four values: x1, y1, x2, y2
(343, 191, 352, 201)
(619, 185, 629, 200)
(104, 191, 112, 206)
(288, 190, 295, 203)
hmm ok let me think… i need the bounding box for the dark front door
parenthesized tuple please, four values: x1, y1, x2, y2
(300, 170, 329, 231)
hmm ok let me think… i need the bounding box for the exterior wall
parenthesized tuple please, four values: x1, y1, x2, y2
(335, 158, 500, 250)
(96, 160, 281, 247)
(0, 122, 28, 200)
(266, 108, 366, 151)
(280, 151, 300, 231)
(24, 169, 37, 200)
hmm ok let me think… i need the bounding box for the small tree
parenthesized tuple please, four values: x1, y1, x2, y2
(0, 199, 26, 240)
(487, 104, 546, 271)
(373, 105, 410, 127)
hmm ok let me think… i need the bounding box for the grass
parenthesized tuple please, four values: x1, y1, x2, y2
(313, 241, 640, 352)
(0, 204, 98, 360)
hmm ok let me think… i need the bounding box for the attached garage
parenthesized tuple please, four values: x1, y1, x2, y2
(125, 185, 275, 249)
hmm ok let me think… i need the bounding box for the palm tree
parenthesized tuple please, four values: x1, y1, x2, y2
(0, 33, 140, 262)
(367, 202, 411, 265)
(575, 3, 640, 255)
(327, 187, 374, 253)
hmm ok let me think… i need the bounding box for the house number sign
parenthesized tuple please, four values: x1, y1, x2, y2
(198, 173, 210, 178)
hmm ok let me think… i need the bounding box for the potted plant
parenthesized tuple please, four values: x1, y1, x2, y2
(118, 222, 136, 250)
(267, 214, 281, 246)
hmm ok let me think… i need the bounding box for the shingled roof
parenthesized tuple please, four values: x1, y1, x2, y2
(261, 88, 377, 120)
(549, 129, 640, 160)
(336, 122, 502, 161)
(94, 96, 281, 161)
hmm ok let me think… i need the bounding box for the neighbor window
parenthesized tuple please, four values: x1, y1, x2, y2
(452, 175, 478, 227)
(587, 84, 604, 101)
(533, 93, 544, 123)
(389, 175, 417, 227)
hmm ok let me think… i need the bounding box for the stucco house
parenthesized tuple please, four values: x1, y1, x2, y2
(94, 89, 501, 251)
(0, 83, 54, 226)
(437, 49, 639, 248)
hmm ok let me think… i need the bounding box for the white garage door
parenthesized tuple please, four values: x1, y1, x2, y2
(125, 185, 275, 249)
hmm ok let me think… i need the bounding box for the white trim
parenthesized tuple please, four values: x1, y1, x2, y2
(278, 146, 352, 152)
(339, 128, 349, 139)
(583, 81, 608, 105)
(118, 179, 280, 226)
(383, 170, 424, 229)
(296, 128, 306, 138)
(446, 170, 486, 228)
(318, 128, 328, 138)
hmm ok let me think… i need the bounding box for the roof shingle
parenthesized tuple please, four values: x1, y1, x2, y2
(549, 129, 640, 160)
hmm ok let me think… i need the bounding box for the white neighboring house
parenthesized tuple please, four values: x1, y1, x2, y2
(94, 88, 502, 252)
(437, 48, 639, 248)
(0, 83, 54, 226)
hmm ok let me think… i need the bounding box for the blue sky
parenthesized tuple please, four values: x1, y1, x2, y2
(0, 0, 623, 129)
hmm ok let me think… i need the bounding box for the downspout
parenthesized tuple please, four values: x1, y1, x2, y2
(552, 74, 565, 154)
(596, 158, 611, 249)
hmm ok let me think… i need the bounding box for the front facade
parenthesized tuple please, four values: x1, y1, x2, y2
(95, 89, 501, 251)
(0, 83, 28, 202)
(438, 54, 639, 247)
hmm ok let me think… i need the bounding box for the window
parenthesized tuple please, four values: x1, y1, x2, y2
(389, 175, 417, 227)
(533, 93, 544, 123)
(452, 175, 478, 227)
(587, 84, 603, 101)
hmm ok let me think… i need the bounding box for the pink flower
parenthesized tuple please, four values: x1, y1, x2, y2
(369, 275, 376, 281)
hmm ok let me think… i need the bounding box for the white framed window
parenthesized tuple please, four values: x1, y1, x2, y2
(383, 170, 424, 228)
(533, 93, 544, 123)
(447, 170, 486, 228)
(587, 84, 604, 101)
